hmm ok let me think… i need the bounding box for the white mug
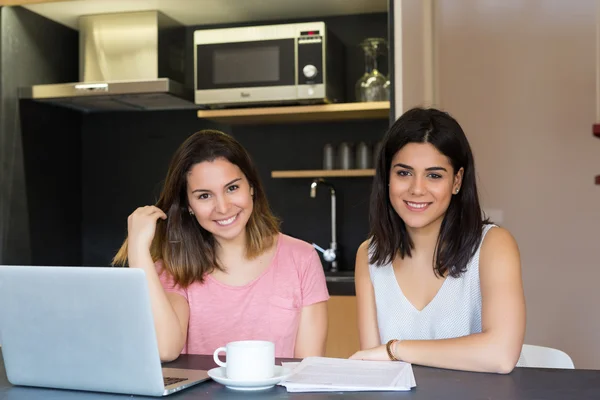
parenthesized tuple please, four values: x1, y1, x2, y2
(213, 340, 275, 380)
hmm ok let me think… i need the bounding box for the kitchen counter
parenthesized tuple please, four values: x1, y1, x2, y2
(325, 270, 355, 296)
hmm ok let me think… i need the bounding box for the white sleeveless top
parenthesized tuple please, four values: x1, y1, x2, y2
(369, 224, 495, 343)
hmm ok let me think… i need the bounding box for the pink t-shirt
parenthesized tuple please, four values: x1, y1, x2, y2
(156, 233, 329, 357)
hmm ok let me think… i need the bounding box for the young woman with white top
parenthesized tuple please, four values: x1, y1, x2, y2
(351, 107, 525, 374)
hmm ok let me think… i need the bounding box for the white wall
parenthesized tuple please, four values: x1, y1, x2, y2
(395, 0, 600, 369)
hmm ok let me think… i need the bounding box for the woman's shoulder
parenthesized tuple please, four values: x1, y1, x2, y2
(479, 225, 520, 263)
(277, 233, 318, 256)
(273, 234, 324, 277)
(354, 239, 374, 275)
(481, 224, 517, 247)
(356, 239, 370, 261)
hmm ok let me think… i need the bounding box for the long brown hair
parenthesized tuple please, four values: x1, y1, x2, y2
(112, 130, 280, 286)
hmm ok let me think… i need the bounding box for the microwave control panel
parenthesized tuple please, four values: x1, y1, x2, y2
(298, 31, 324, 86)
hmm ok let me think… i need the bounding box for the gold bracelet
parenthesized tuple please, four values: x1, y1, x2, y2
(386, 339, 399, 361)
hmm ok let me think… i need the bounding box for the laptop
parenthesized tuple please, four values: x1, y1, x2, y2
(0, 265, 210, 396)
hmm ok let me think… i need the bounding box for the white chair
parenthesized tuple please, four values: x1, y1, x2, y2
(517, 344, 574, 369)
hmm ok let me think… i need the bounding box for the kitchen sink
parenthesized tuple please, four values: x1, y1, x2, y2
(324, 270, 354, 283)
(325, 275, 355, 283)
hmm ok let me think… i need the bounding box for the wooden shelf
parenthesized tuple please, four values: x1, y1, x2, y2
(271, 169, 375, 178)
(197, 102, 390, 125)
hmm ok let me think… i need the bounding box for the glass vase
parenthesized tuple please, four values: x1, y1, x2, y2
(355, 37, 390, 102)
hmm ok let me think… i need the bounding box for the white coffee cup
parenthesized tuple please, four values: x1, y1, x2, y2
(213, 340, 275, 380)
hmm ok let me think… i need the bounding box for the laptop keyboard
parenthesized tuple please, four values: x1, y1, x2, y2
(164, 377, 188, 386)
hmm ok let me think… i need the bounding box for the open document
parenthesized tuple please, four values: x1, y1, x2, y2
(279, 357, 416, 392)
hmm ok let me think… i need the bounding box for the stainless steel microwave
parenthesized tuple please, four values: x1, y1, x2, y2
(193, 22, 344, 108)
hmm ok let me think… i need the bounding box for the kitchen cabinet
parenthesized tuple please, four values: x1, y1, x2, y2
(324, 295, 360, 359)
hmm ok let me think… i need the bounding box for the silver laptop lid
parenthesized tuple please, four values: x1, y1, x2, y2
(0, 266, 166, 396)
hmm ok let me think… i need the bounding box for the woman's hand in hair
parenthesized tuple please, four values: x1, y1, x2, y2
(127, 206, 167, 253)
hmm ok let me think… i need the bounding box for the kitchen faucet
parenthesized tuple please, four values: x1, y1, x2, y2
(310, 178, 338, 272)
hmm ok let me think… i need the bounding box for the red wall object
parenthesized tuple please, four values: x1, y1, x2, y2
(595, 124, 600, 185)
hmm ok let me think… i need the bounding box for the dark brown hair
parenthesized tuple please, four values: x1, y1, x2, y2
(112, 130, 280, 286)
(369, 107, 488, 278)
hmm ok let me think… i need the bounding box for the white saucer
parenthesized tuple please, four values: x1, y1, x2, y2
(207, 365, 292, 391)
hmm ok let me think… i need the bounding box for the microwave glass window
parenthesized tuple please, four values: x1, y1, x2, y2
(196, 38, 295, 89)
(213, 46, 280, 85)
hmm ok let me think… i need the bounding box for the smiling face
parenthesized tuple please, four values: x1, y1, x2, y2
(389, 142, 463, 232)
(186, 157, 254, 245)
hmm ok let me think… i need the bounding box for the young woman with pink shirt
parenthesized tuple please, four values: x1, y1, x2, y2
(112, 130, 329, 361)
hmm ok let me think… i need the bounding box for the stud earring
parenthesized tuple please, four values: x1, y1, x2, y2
(455, 189, 460, 194)
(189, 209, 194, 216)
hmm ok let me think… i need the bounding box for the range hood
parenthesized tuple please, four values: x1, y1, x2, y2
(20, 10, 197, 112)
